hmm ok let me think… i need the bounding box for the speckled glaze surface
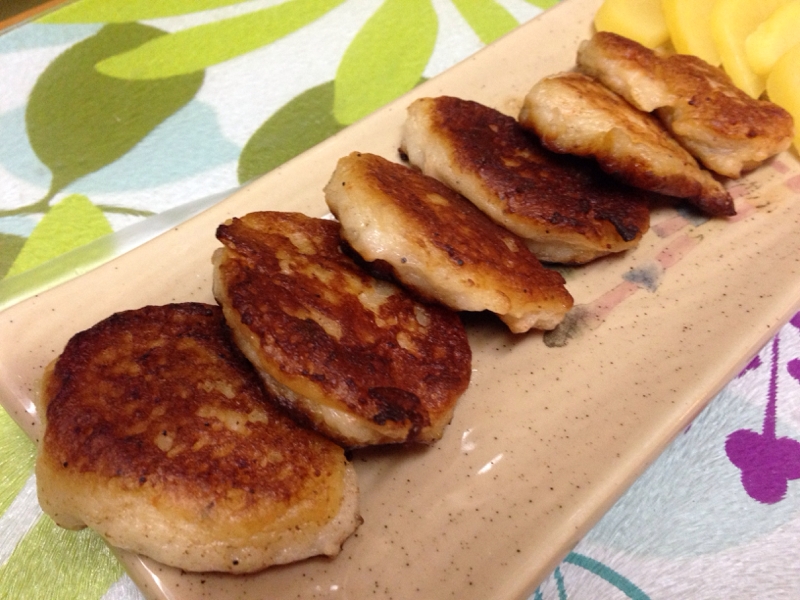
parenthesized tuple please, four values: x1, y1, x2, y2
(2, 0, 800, 598)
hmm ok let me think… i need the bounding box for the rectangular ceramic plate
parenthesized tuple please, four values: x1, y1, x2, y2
(3, 0, 800, 598)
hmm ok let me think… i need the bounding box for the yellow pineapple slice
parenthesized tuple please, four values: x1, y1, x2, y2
(746, 0, 800, 75)
(711, 0, 790, 98)
(594, 0, 669, 48)
(661, 0, 720, 65)
(766, 42, 800, 153)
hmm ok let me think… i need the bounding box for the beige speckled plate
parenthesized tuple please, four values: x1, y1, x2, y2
(3, 0, 800, 598)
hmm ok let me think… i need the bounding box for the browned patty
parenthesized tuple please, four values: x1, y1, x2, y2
(213, 211, 472, 448)
(519, 71, 734, 217)
(400, 96, 652, 264)
(577, 31, 794, 179)
(35, 302, 360, 573)
(324, 152, 573, 333)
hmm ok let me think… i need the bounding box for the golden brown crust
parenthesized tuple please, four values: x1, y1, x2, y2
(214, 211, 471, 447)
(43, 304, 333, 497)
(37, 302, 359, 573)
(400, 96, 652, 264)
(324, 152, 573, 332)
(519, 71, 734, 217)
(578, 32, 794, 180)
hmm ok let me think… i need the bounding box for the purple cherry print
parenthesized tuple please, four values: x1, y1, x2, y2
(789, 358, 800, 382)
(726, 334, 800, 504)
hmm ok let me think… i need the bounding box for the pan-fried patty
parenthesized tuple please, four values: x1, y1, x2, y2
(35, 302, 361, 574)
(577, 31, 794, 179)
(324, 152, 573, 333)
(400, 96, 652, 264)
(519, 71, 734, 216)
(213, 211, 471, 448)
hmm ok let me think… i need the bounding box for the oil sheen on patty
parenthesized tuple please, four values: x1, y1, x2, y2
(213, 211, 472, 448)
(35, 302, 361, 574)
(325, 151, 573, 333)
(400, 96, 652, 264)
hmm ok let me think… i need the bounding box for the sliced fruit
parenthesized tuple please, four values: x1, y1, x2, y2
(711, 0, 789, 98)
(662, 0, 720, 65)
(765, 42, 800, 153)
(746, 0, 800, 75)
(594, 0, 669, 48)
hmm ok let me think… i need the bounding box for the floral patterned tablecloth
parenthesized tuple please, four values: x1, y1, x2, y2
(1, 1, 799, 598)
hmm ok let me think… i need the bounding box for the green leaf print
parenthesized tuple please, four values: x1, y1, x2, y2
(451, 0, 519, 45)
(5, 195, 112, 278)
(522, 0, 560, 9)
(333, 0, 437, 125)
(38, 0, 252, 23)
(238, 81, 345, 184)
(95, 0, 346, 80)
(0, 380, 121, 600)
(0, 408, 35, 516)
(21, 22, 203, 213)
(0, 234, 25, 280)
(0, 516, 124, 600)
